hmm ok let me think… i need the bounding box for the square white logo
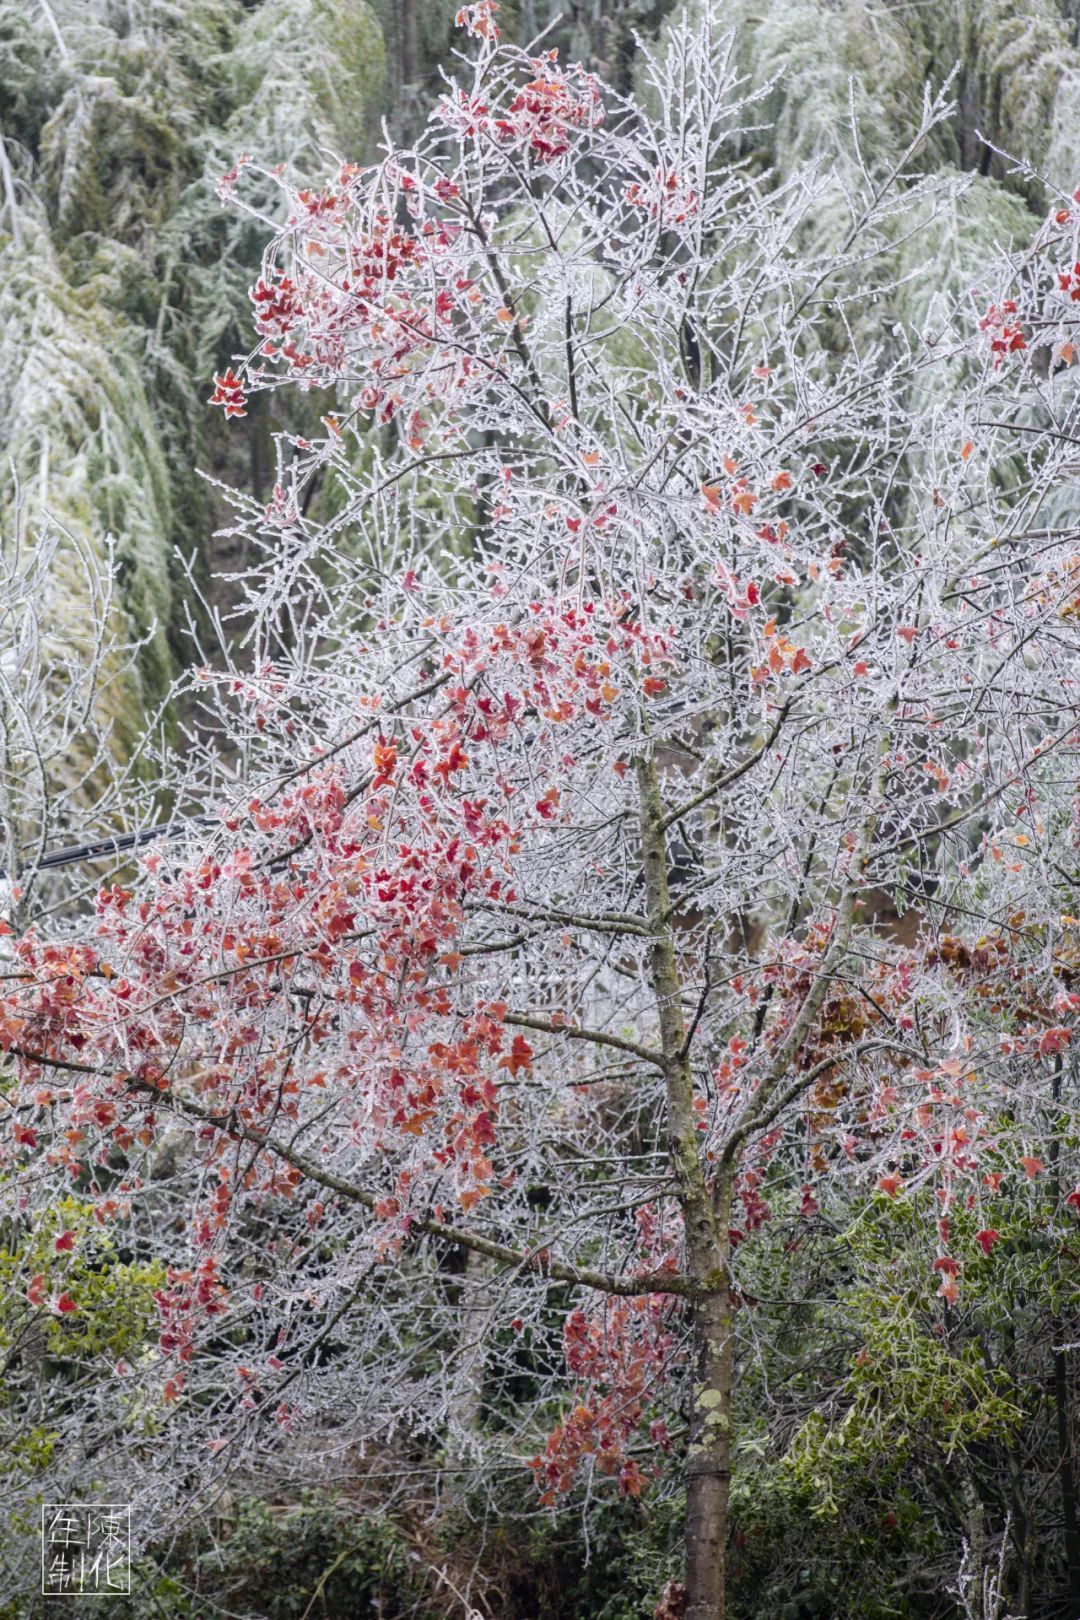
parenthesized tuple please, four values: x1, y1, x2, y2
(41, 1504, 131, 1596)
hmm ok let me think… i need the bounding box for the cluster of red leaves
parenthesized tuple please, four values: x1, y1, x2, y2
(1053, 187, 1080, 225)
(441, 596, 672, 727)
(214, 151, 251, 202)
(701, 463, 819, 642)
(499, 59, 604, 163)
(711, 563, 760, 622)
(978, 299, 1027, 364)
(750, 618, 811, 683)
(532, 1207, 682, 1500)
(1028, 553, 1080, 622)
(625, 169, 699, 226)
(0, 597, 672, 1375)
(155, 1255, 228, 1365)
(241, 201, 458, 418)
(208, 368, 247, 418)
(26, 1272, 77, 1315)
(438, 53, 603, 165)
(455, 0, 499, 39)
(1057, 261, 1080, 302)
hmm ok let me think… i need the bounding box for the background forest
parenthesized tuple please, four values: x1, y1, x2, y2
(1, 2, 1079, 1617)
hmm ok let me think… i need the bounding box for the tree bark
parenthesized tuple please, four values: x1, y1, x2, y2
(684, 1215, 733, 1620)
(637, 750, 731, 1620)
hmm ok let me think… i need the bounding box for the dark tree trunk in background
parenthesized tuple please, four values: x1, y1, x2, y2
(401, 0, 417, 91)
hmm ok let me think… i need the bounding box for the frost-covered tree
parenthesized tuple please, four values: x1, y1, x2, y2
(2, 9, 1079, 1618)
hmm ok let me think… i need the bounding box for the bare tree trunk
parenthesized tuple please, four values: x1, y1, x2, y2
(684, 1237, 733, 1620)
(637, 750, 731, 1620)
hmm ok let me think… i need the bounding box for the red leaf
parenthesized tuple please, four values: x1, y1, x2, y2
(499, 1035, 533, 1076)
